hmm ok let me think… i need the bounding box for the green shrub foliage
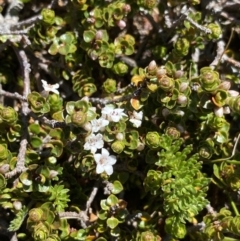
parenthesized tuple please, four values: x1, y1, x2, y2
(0, 0, 240, 240)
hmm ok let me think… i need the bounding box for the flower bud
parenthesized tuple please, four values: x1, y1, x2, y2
(136, 142, 145, 151)
(179, 82, 189, 92)
(0, 164, 9, 174)
(49, 170, 58, 179)
(82, 122, 92, 132)
(95, 30, 103, 40)
(223, 106, 230, 114)
(177, 95, 188, 105)
(228, 90, 239, 97)
(218, 81, 231, 90)
(175, 70, 184, 78)
(147, 60, 157, 75)
(156, 66, 167, 79)
(214, 107, 223, 117)
(116, 133, 124, 140)
(13, 201, 22, 211)
(117, 20, 126, 30)
(123, 4, 131, 13)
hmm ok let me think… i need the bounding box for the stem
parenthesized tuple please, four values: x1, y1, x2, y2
(210, 133, 240, 163)
(226, 191, 240, 216)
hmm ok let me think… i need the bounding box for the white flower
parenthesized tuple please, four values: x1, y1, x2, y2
(91, 118, 109, 133)
(41, 79, 60, 94)
(101, 105, 127, 122)
(84, 133, 104, 154)
(94, 148, 117, 175)
(129, 111, 143, 128)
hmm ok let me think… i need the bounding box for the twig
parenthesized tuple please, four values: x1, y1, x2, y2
(0, 89, 27, 101)
(58, 211, 89, 228)
(12, 15, 41, 29)
(210, 40, 225, 68)
(5, 49, 30, 178)
(183, 13, 212, 34)
(222, 54, 240, 69)
(210, 133, 240, 163)
(41, 116, 66, 128)
(85, 185, 99, 213)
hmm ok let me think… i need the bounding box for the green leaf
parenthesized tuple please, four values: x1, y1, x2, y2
(8, 206, 29, 231)
(106, 194, 118, 206)
(83, 30, 96, 43)
(107, 217, 119, 229)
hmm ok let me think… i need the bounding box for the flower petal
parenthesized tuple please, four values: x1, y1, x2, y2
(96, 164, 105, 174)
(94, 153, 102, 164)
(101, 148, 109, 157)
(108, 155, 117, 165)
(104, 165, 113, 175)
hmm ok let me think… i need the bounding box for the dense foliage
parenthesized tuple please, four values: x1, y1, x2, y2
(0, 0, 240, 240)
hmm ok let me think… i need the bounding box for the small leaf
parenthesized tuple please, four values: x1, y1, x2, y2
(83, 30, 96, 43)
(107, 217, 119, 229)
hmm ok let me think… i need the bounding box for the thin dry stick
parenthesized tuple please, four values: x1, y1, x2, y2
(0, 89, 26, 101)
(58, 211, 89, 228)
(222, 54, 240, 68)
(210, 40, 225, 68)
(5, 49, 30, 178)
(215, 27, 234, 69)
(85, 185, 99, 213)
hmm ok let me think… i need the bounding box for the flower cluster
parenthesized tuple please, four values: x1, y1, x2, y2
(83, 104, 143, 175)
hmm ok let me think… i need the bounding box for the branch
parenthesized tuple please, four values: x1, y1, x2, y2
(5, 49, 30, 178)
(0, 89, 26, 101)
(85, 185, 99, 213)
(58, 211, 89, 228)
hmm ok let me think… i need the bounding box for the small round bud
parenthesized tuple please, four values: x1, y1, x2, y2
(13, 201, 22, 211)
(49, 170, 59, 179)
(123, 4, 131, 13)
(116, 133, 124, 140)
(223, 106, 231, 114)
(219, 81, 231, 90)
(156, 66, 167, 79)
(177, 95, 188, 105)
(0, 164, 9, 174)
(136, 142, 145, 151)
(179, 82, 189, 92)
(228, 90, 239, 97)
(117, 20, 126, 30)
(214, 107, 223, 117)
(175, 70, 184, 78)
(148, 60, 157, 75)
(95, 30, 103, 40)
(82, 122, 92, 132)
